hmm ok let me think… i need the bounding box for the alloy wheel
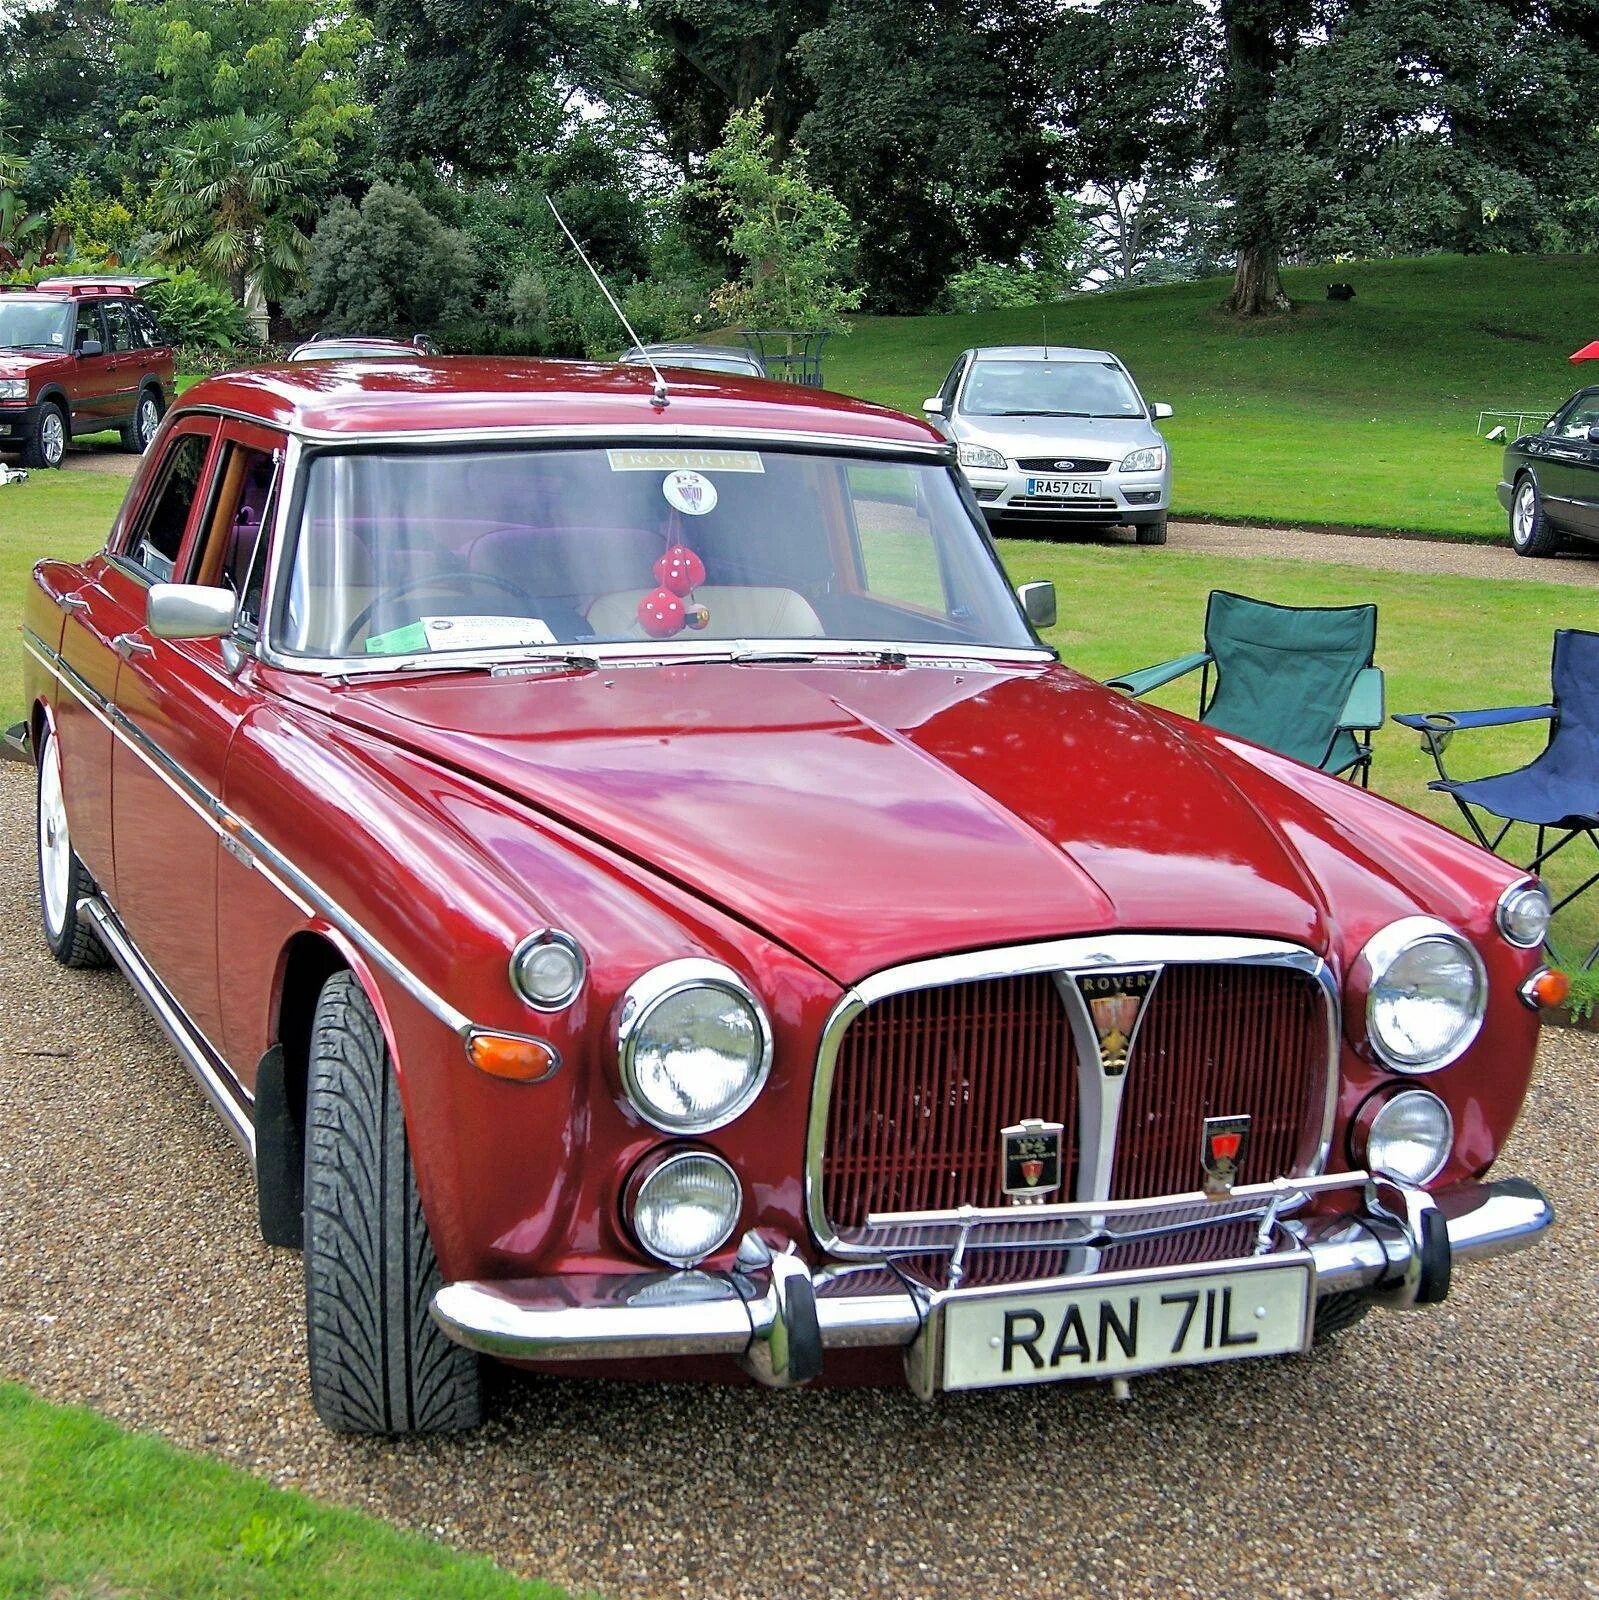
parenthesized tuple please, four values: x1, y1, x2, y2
(41, 409, 66, 466)
(137, 396, 159, 449)
(1513, 481, 1536, 546)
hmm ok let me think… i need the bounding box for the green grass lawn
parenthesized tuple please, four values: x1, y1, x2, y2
(828, 253, 1599, 539)
(0, 1382, 564, 1599)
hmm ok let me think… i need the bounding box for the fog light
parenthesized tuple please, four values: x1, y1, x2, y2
(629, 1150, 743, 1267)
(1497, 881, 1552, 949)
(510, 929, 584, 1010)
(1366, 1090, 1453, 1185)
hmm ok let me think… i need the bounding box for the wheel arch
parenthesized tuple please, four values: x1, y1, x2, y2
(33, 385, 70, 418)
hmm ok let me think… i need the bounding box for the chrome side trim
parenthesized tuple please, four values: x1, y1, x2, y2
(80, 895, 255, 1160)
(23, 629, 473, 1038)
(805, 934, 1341, 1257)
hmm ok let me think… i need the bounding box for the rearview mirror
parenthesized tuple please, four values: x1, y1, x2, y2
(147, 583, 235, 641)
(923, 396, 946, 416)
(1017, 581, 1057, 630)
(1151, 402, 1174, 419)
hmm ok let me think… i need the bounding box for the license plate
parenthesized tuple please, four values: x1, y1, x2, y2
(1024, 476, 1099, 498)
(939, 1260, 1312, 1391)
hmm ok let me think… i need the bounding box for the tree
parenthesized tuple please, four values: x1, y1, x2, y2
(0, 152, 51, 270)
(699, 104, 859, 331)
(115, 0, 372, 191)
(288, 181, 478, 335)
(796, 0, 1057, 312)
(153, 112, 320, 302)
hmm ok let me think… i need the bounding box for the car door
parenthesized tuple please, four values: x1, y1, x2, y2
(66, 300, 116, 433)
(111, 421, 279, 1056)
(99, 300, 142, 427)
(1530, 390, 1599, 536)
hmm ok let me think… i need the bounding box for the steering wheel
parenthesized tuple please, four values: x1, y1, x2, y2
(340, 569, 542, 654)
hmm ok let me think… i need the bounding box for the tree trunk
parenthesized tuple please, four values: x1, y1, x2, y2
(1225, 236, 1289, 316)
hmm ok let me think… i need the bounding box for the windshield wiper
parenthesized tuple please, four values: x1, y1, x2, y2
(348, 650, 601, 679)
(0, 342, 63, 353)
(729, 645, 908, 667)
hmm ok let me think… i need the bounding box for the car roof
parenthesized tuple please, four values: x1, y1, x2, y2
(21, 277, 158, 298)
(968, 345, 1118, 364)
(175, 357, 943, 447)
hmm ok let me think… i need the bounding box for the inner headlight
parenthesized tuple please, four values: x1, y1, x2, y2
(0, 378, 27, 401)
(957, 441, 1007, 470)
(1497, 880, 1552, 949)
(629, 1150, 743, 1266)
(618, 960, 772, 1132)
(1120, 445, 1166, 473)
(1365, 1090, 1453, 1185)
(1357, 917, 1486, 1072)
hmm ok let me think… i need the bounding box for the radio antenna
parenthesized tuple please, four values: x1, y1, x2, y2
(546, 195, 669, 409)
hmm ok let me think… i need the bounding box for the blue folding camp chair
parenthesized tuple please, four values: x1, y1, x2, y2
(1394, 628, 1599, 968)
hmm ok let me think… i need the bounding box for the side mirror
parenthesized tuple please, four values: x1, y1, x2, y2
(1587, 425, 1599, 446)
(1017, 581, 1057, 630)
(77, 339, 103, 357)
(923, 396, 946, 416)
(147, 583, 236, 641)
(1151, 402, 1174, 419)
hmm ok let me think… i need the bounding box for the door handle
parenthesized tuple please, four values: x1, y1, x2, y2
(112, 633, 155, 660)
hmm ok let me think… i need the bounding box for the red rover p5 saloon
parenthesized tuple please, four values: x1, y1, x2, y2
(15, 357, 1556, 1433)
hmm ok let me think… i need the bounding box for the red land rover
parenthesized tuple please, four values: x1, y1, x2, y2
(0, 276, 175, 468)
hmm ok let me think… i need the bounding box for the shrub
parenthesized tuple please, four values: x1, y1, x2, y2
(287, 182, 479, 338)
(142, 269, 254, 349)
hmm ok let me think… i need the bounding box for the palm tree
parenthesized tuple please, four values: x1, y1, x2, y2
(154, 112, 320, 304)
(0, 151, 49, 271)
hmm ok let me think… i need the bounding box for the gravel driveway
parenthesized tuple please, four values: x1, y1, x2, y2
(0, 757, 1594, 1600)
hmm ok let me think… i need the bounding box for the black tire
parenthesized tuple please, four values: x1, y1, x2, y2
(120, 388, 163, 454)
(303, 972, 483, 1434)
(1509, 475, 1562, 557)
(1312, 1290, 1371, 1342)
(1134, 517, 1168, 546)
(21, 401, 67, 469)
(35, 723, 108, 968)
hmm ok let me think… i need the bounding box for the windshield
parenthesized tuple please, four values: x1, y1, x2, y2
(274, 445, 1039, 660)
(0, 298, 71, 353)
(963, 359, 1144, 419)
(294, 342, 406, 361)
(644, 354, 760, 375)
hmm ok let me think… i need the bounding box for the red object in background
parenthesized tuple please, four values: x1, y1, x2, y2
(1569, 341, 1599, 363)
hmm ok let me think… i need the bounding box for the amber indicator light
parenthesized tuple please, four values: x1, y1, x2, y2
(1526, 968, 1570, 1009)
(467, 1031, 559, 1083)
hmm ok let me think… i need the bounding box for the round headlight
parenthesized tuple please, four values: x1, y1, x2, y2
(618, 960, 773, 1132)
(629, 1150, 743, 1267)
(509, 929, 585, 1010)
(1497, 881, 1552, 949)
(1358, 918, 1486, 1072)
(1365, 1090, 1453, 1185)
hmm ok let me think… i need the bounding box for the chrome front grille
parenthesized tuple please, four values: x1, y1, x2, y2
(808, 938, 1336, 1255)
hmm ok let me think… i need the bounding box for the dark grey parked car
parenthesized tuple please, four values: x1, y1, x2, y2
(1499, 385, 1599, 556)
(620, 343, 767, 378)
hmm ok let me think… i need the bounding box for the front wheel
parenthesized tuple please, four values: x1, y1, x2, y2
(22, 401, 67, 469)
(35, 723, 107, 967)
(303, 972, 483, 1434)
(1134, 517, 1168, 546)
(1510, 475, 1562, 557)
(121, 389, 162, 454)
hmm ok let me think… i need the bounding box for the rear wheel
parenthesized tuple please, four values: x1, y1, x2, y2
(121, 389, 162, 454)
(303, 972, 483, 1434)
(1510, 475, 1562, 557)
(35, 723, 107, 968)
(22, 402, 67, 469)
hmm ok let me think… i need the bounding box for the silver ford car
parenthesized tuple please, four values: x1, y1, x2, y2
(924, 345, 1174, 544)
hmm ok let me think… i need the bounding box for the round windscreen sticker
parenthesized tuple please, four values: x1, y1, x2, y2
(662, 469, 718, 516)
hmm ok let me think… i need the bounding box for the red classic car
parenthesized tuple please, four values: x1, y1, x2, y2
(0, 278, 174, 467)
(17, 358, 1557, 1434)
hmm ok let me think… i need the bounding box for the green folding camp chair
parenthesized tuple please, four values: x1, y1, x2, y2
(1106, 590, 1385, 785)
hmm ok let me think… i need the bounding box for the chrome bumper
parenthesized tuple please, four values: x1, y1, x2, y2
(431, 1175, 1553, 1393)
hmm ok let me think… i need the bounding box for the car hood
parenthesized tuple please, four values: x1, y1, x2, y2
(0, 350, 63, 378)
(951, 412, 1160, 458)
(322, 660, 1331, 985)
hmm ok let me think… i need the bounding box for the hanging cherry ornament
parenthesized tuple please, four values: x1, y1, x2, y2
(654, 544, 707, 597)
(637, 587, 687, 638)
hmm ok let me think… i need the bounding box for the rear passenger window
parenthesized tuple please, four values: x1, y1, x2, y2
(130, 303, 161, 348)
(130, 433, 211, 580)
(102, 301, 135, 353)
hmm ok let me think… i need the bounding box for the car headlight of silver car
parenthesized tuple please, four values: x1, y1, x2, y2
(957, 441, 1007, 470)
(1355, 917, 1486, 1072)
(618, 959, 773, 1132)
(1120, 445, 1166, 473)
(0, 378, 27, 402)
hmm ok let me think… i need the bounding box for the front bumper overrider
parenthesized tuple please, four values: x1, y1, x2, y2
(430, 1173, 1553, 1395)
